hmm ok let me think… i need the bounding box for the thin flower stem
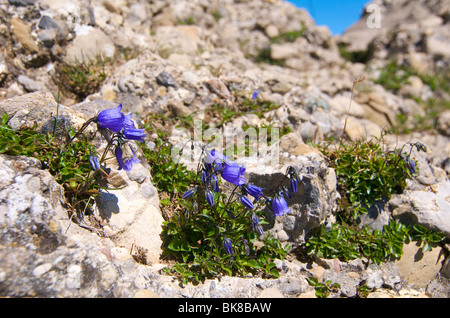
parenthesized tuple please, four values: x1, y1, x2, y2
(53, 78, 62, 137)
(226, 184, 240, 207)
(99, 133, 119, 164)
(64, 117, 96, 147)
(338, 75, 366, 151)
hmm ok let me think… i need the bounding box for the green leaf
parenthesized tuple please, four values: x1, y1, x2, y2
(168, 237, 182, 251)
(422, 242, 431, 253)
(221, 264, 233, 276)
(160, 198, 171, 206)
(269, 268, 280, 278)
(180, 241, 191, 252)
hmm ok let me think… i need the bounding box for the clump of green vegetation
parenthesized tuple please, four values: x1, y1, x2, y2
(254, 26, 306, 65)
(240, 95, 281, 118)
(0, 103, 149, 233)
(306, 277, 340, 298)
(206, 95, 281, 128)
(305, 219, 446, 266)
(338, 43, 370, 64)
(143, 130, 290, 285)
(322, 135, 415, 223)
(306, 220, 409, 264)
(254, 45, 284, 66)
(374, 61, 450, 133)
(306, 133, 446, 277)
(60, 55, 113, 100)
(374, 61, 415, 92)
(0, 113, 100, 220)
(270, 28, 306, 44)
(161, 195, 289, 284)
(212, 10, 222, 22)
(178, 16, 195, 25)
(57, 47, 138, 103)
(303, 77, 448, 280)
(141, 133, 197, 207)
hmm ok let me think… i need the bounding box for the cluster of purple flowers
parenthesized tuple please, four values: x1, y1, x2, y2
(182, 149, 301, 256)
(95, 103, 146, 171)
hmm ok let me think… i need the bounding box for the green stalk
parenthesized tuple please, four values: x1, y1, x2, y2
(53, 79, 62, 137)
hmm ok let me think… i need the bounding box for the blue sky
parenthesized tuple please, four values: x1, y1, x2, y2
(287, 0, 370, 35)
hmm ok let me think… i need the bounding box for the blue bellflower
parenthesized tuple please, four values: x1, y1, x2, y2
(205, 150, 229, 171)
(286, 166, 299, 194)
(250, 213, 264, 235)
(244, 183, 265, 199)
(290, 177, 298, 193)
(123, 128, 146, 142)
(89, 154, 100, 171)
(97, 104, 146, 142)
(210, 175, 220, 192)
(205, 188, 215, 207)
(192, 201, 198, 214)
(221, 162, 246, 186)
(240, 195, 254, 210)
(115, 145, 141, 171)
(123, 113, 136, 130)
(201, 170, 208, 185)
(272, 195, 291, 217)
(251, 89, 259, 100)
(223, 237, 234, 256)
(97, 103, 126, 132)
(97, 104, 146, 172)
(405, 156, 416, 174)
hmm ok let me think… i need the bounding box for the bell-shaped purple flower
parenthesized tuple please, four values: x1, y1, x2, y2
(240, 195, 254, 210)
(97, 103, 125, 132)
(126, 157, 140, 170)
(272, 195, 291, 217)
(201, 170, 208, 185)
(244, 184, 265, 200)
(405, 156, 416, 174)
(221, 162, 246, 186)
(123, 128, 146, 142)
(205, 188, 215, 207)
(250, 213, 264, 235)
(210, 175, 220, 192)
(89, 154, 100, 171)
(223, 237, 234, 256)
(251, 89, 259, 101)
(115, 146, 140, 171)
(115, 147, 126, 170)
(205, 150, 229, 171)
(123, 113, 136, 130)
(290, 177, 298, 193)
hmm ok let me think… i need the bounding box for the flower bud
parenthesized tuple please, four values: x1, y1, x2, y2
(223, 237, 234, 256)
(205, 188, 215, 207)
(240, 195, 254, 210)
(182, 187, 198, 199)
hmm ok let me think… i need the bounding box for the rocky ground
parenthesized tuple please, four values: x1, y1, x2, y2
(0, 0, 449, 298)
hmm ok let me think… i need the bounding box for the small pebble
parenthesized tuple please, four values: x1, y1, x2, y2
(156, 72, 177, 89)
